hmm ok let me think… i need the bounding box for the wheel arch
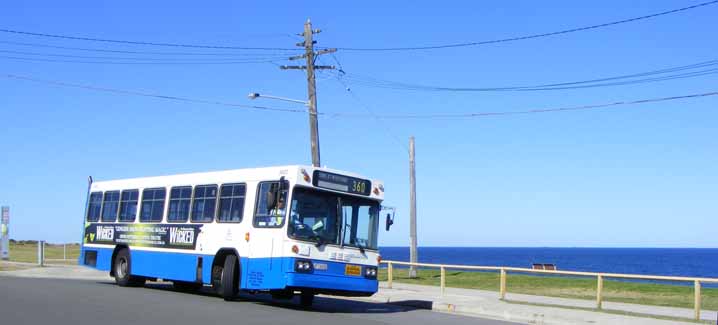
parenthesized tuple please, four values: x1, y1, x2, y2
(212, 248, 241, 270)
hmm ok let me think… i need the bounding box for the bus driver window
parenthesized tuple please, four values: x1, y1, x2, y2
(254, 181, 287, 227)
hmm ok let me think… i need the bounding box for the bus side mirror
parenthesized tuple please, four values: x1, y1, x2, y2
(280, 177, 288, 191)
(385, 213, 394, 231)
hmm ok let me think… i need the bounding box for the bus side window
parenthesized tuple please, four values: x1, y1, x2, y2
(191, 185, 218, 223)
(168, 186, 192, 223)
(100, 191, 120, 223)
(253, 182, 287, 228)
(140, 188, 166, 223)
(218, 183, 246, 223)
(87, 192, 103, 222)
(118, 189, 139, 223)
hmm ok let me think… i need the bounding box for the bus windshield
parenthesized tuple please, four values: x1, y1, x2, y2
(288, 187, 380, 250)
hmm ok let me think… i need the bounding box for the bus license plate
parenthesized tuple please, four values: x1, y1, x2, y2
(345, 264, 361, 276)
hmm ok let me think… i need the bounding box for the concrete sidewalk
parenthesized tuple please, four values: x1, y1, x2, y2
(2, 264, 714, 324)
(0, 261, 112, 281)
(359, 282, 716, 325)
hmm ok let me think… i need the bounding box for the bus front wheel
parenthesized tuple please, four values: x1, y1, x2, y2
(219, 255, 239, 301)
(113, 248, 145, 287)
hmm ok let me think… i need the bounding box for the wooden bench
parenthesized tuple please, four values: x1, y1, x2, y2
(532, 263, 557, 270)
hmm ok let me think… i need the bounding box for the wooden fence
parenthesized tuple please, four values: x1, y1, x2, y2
(382, 260, 718, 320)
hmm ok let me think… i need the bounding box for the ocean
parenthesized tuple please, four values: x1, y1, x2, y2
(379, 247, 718, 279)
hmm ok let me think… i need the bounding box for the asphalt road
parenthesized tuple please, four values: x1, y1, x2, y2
(0, 276, 517, 325)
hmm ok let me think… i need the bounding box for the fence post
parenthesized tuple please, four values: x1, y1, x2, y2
(499, 268, 507, 300)
(596, 274, 604, 309)
(37, 240, 45, 266)
(387, 262, 393, 289)
(440, 266, 446, 296)
(694, 280, 701, 320)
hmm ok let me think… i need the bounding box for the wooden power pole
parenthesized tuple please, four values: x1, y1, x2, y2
(281, 19, 336, 167)
(409, 136, 418, 277)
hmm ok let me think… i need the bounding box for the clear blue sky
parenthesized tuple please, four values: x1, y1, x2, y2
(1, 1, 716, 247)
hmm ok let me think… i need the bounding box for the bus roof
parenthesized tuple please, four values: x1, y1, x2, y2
(89, 165, 385, 200)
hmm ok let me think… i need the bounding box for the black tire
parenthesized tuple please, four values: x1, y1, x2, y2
(299, 291, 315, 307)
(113, 248, 145, 287)
(219, 255, 239, 301)
(173, 281, 203, 292)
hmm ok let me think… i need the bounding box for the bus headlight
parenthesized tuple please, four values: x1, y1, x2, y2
(364, 266, 377, 279)
(294, 259, 314, 273)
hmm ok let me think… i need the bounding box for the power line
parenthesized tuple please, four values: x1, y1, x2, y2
(333, 69, 409, 152)
(3, 73, 715, 120)
(2, 74, 306, 113)
(0, 49, 290, 62)
(329, 1, 718, 51)
(322, 91, 718, 119)
(4, 1, 714, 54)
(335, 59, 718, 92)
(0, 55, 283, 65)
(0, 28, 300, 51)
(0, 40, 301, 56)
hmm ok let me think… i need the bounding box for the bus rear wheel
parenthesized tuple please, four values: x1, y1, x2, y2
(113, 248, 145, 287)
(218, 255, 239, 301)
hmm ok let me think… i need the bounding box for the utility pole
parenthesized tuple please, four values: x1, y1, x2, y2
(409, 136, 418, 277)
(281, 19, 336, 167)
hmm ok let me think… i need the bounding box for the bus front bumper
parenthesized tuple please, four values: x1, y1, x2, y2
(285, 272, 378, 296)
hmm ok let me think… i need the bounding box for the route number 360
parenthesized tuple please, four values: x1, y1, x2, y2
(351, 181, 366, 193)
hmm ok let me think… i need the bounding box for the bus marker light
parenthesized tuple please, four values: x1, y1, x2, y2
(301, 169, 311, 182)
(373, 187, 380, 195)
(245, 232, 250, 242)
(292, 245, 299, 254)
(377, 255, 382, 263)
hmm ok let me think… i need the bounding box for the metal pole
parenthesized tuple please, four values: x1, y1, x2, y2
(409, 136, 418, 277)
(440, 266, 446, 296)
(387, 262, 393, 289)
(64, 244, 67, 260)
(500, 268, 507, 300)
(37, 240, 45, 266)
(1, 206, 9, 260)
(304, 19, 321, 167)
(694, 280, 702, 320)
(596, 274, 604, 309)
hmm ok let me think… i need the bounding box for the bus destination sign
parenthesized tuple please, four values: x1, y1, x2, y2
(313, 171, 371, 196)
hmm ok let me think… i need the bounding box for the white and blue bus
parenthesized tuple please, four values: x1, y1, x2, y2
(79, 165, 394, 306)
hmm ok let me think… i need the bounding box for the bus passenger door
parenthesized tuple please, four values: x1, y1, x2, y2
(245, 231, 283, 289)
(244, 181, 286, 290)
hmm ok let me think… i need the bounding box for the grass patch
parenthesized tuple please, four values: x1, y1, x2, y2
(379, 268, 718, 311)
(7, 242, 80, 264)
(0, 264, 26, 271)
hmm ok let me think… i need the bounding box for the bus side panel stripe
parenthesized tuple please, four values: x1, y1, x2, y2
(130, 250, 202, 282)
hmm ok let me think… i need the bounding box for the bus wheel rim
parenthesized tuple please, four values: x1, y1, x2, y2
(118, 257, 127, 277)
